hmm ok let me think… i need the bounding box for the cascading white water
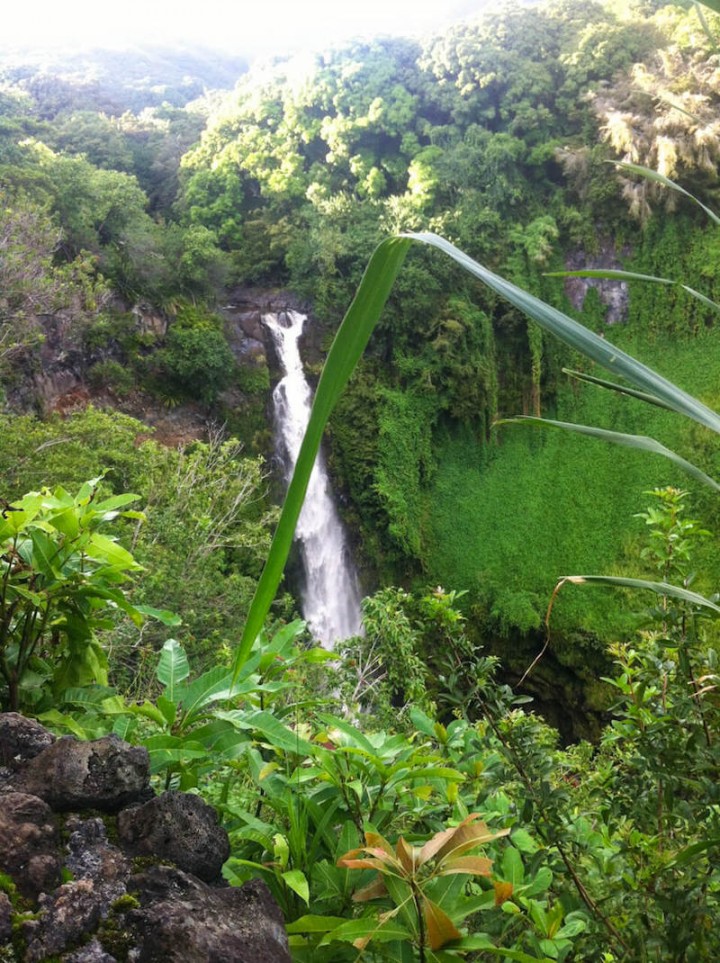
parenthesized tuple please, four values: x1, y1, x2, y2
(264, 309, 363, 646)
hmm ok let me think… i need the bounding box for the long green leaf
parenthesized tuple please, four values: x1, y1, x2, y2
(236, 232, 720, 673)
(611, 161, 720, 226)
(562, 369, 675, 412)
(234, 236, 411, 675)
(500, 416, 720, 492)
(546, 267, 720, 316)
(561, 575, 720, 615)
(696, 0, 720, 16)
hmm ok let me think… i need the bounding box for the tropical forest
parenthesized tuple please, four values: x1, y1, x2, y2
(2, 0, 720, 958)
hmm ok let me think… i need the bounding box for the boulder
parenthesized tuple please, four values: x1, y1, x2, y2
(117, 791, 230, 883)
(17, 734, 151, 812)
(0, 792, 60, 898)
(0, 715, 291, 962)
(0, 712, 55, 766)
(128, 868, 290, 963)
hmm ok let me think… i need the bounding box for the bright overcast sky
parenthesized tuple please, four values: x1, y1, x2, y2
(4, 0, 483, 56)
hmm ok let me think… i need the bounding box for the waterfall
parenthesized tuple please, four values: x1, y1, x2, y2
(264, 309, 363, 646)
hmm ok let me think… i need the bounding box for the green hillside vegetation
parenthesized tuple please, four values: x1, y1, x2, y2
(3, 0, 720, 957)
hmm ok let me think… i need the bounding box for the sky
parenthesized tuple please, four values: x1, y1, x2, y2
(3, 0, 484, 57)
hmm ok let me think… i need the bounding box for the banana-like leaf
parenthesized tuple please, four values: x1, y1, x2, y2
(611, 161, 720, 226)
(560, 575, 720, 615)
(546, 267, 720, 316)
(235, 232, 720, 674)
(500, 416, 720, 492)
(561, 369, 675, 412)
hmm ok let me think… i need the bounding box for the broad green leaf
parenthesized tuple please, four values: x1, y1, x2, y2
(143, 734, 208, 771)
(217, 708, 313, 754)
(156, 695, 177, 726)
(500, 416, 720, 492)
(282, 869, 310, 904)
(28, 529, 61, 578)
(93, 493, 141, 512)
(174, 665, 242, 723)
(37, 709, 96, 739)
(86, 533, 141, 570)
(561, 575, 720, 614)
(510, 829, 540, 854)
(319, 917, 413, 947)
(134, 604, 182, 627)
(47, 507, 80, 538)
(129, 700, 167, 727)
(156, 638, 190, 699)
(501, 847, 525, 886)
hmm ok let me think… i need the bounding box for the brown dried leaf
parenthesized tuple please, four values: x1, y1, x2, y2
(494, 881, 514, 906)
(422, 896, 462, 950)
(353, 875, 389, 902)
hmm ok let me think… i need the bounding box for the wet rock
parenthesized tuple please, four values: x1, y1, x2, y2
(0, 713, 55, 767)
(0, 792, 60, 898)
(117, 792, 230, 883)
(18, 734, 151, 812)
(128, 868, 291, 963)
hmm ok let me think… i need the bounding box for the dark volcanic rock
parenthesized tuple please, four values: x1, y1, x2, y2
(0, 892, 12, 942)
(128, 868, 290, 963)
(0, 792, 60, 898)
(18, 734, 150, 812)
(117, 791, 230, 883)
(24, 879, 106, 962)
(65, 815, 130, 888)
(0, 712, 56, 767)
(0, 716, 290, 961)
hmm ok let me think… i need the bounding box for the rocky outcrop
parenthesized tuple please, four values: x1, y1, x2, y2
(219, 287, 314, 370)
(564, 241, 631, 325)
(0, 713, 291, 963)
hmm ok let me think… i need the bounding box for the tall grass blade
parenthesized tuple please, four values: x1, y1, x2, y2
(696, 0, 720, 16)
(694, 2, 719, 50)
(408, 233, 720, 434)
(233, 237, 411, 676)
(547, 268, 720, 316)
(499, 416, 720, 492)
(562, 575, 720, 615)
(562, 369, 674, 411)
(611, 162, 720, 226)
